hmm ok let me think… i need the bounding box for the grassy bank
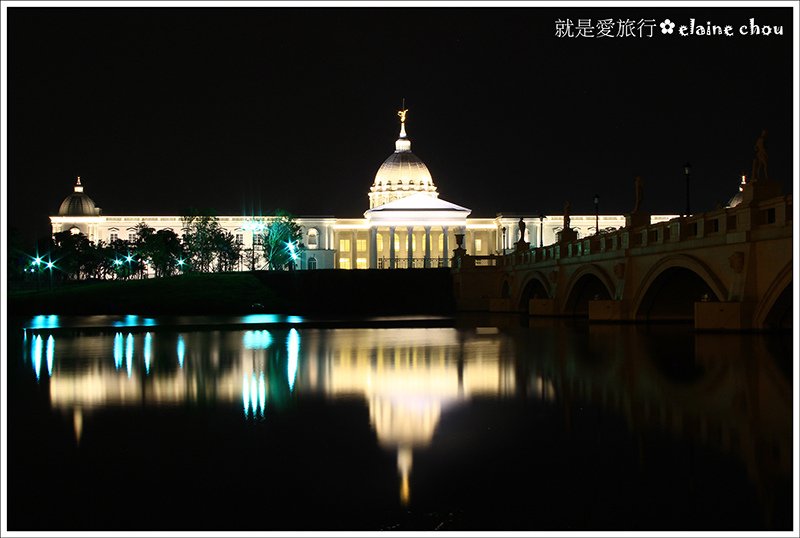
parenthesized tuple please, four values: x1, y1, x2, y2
(8, 269, 455, 316)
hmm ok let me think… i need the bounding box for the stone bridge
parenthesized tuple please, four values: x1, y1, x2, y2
(452, 182, 792, 330)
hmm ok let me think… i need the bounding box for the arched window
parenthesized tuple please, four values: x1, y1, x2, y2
(308, 228, 319, 249)
(377, 233, 384, 253)
(307, 257, 317, 270)
(438, 233, 444, 252)
(394, 233, 401, 251)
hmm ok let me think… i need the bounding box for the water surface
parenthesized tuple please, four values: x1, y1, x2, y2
(7, 315, 793, 530)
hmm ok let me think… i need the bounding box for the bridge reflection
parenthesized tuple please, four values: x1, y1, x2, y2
(25, 322, 790, 516)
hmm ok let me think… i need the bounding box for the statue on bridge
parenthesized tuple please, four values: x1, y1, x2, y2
(632, 176, 643, 214)
(518, 217, 526, 240)
(563, 200, 571, 230)
(751, 129, 769, 182)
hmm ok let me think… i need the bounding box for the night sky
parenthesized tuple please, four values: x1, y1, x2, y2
(6, 6, 794, 243)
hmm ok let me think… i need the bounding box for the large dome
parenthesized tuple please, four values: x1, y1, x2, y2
(58, 177, 101, 216)
(368, 112, 438, 209)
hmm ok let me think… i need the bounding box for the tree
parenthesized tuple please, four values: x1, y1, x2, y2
(51, 230, 95, 280)
(135, 223, 185, 277)
(261, 211, 303, 271)
(213, 229, 241, 272)
(182, 210, 224, 273)
(106, 237, 142, 280)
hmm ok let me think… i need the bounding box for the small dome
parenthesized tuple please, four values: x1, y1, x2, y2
(726, 191, 743, 208)
(726, 174, 748, 208)
(58, 177, 101, 216)
(368, 110, 438, 209)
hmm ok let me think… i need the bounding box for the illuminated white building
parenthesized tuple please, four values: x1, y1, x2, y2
(50, 109, 673, 270)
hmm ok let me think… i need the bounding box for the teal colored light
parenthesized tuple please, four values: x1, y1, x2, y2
(177, 336, 185, 368)
(286, 315, 303, 324)
(258, 373, 266, 418)
(142, 318, 156, 327)
(287, 241, 298, 261)
(46, 335, 55, 377)
(287, 329, 299, 392)
(46, 261, 54, 269)
(242, 373, 250, 417)
(125, 255, 133, 263)
(177, 257, 185, 266)
(125, 333, 134, 378)
(30, 315, 60, 330)
(32, 335, 43, 381)
(243, 330, 272, 350)
(241, 314, 281, 325)
(34, 257, 42, 266)
(114, 333, 123, 369)
(243, 221, 266, 232)
(144, 332, 152, 375)
(113, 258, 122, 266)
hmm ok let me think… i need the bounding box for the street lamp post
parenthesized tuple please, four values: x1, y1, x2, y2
(593, 194, 600, 235)
(538, 214, 545, 248)
(684, 162, 691, 217)
(501, 226, 507, 254)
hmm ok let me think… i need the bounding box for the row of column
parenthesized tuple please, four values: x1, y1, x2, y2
(369, 226, 452, 269)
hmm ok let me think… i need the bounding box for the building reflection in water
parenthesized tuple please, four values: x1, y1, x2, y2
(25, 321, 791, 517)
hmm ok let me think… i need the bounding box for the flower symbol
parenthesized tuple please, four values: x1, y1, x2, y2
(660, 19, 676, 34)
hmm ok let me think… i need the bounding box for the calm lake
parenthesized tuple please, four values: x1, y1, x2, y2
(7, 314, 794, 531)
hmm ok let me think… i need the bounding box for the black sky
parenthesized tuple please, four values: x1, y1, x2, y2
(6, 6, 795, 243)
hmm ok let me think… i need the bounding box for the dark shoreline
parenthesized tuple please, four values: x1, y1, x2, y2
(8, 269, 457, 317)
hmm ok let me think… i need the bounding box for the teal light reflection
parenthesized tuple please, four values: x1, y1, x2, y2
(250, 375, 258, 414)
(114, 333, 123, 369)
(177, 336, 185, 368)
(32, 335, 43, 381)
(30, 315, 60, 329)
(258, 373, 266, 418)
(287, 329, 299, 392)
(243, 330, 272, 350)
(126, 333, 134, 378)
(112, 314, 154, 328)
(243, 372, 267, 419)
(144, 332, 152, 375)
(286, 315, 304, 324)
(241, 314, 281, 325)
(46, 335, 55, 377)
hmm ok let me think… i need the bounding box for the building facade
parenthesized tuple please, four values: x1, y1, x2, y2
(50, 110, 674, 270)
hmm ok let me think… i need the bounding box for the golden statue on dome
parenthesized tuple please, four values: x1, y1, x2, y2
(398, 98, 408, 123)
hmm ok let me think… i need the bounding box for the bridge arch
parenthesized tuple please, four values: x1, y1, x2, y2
(562, 264, 615, 316)
(754, 261, 792, 329)
(633, 254, 727, 322)
(516, 271, 551, 310)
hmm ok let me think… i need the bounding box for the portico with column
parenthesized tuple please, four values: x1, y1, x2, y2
(365, 192, 471, 269)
